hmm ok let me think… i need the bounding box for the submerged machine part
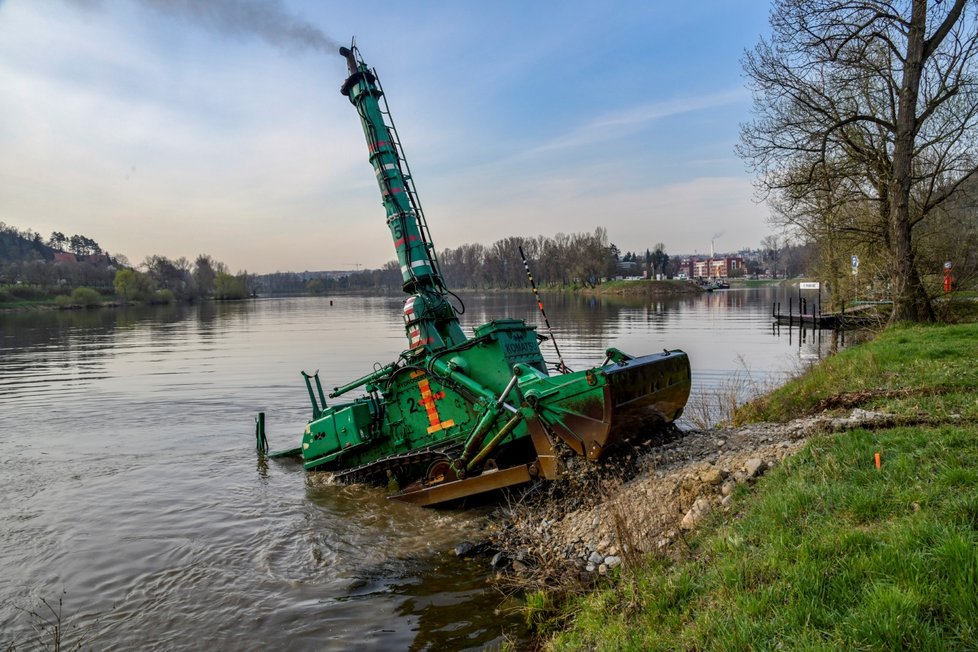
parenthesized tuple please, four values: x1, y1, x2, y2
(267, 44, 691, 506)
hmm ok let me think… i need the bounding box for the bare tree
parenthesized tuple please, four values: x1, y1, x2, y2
(651, 242, 669, 279)
(193, 254, 218, 297)
(740, 0, 978, 323)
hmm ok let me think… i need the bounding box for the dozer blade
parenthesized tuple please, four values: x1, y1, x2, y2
(525, 350, 690, 461)
(389, 464, 535, 507)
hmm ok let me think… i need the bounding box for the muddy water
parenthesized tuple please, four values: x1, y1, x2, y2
(0, 287, 833, 649)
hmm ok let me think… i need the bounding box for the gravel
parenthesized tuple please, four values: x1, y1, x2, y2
(486, 410, 895, 584)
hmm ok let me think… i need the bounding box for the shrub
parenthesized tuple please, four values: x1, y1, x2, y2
(151, 289, 175, 304)
(10, 285, 44, 300)
(114, 268, 156, 302)
(69, 287, 102, 307)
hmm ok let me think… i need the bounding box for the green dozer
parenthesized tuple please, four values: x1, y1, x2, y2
(264, 44, 691, 506)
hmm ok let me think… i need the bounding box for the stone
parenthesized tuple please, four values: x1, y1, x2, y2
(681, 497, 712, 530)
(700, 468, 724, 486)
(604, 555, 622, 569)
(588, 551, 604, 565)
(721, 481, 736, 497)
(744, 458, 766, 478)
(721, 494, 733, 507)
(490, 552, 508, 568)
(585, 562, 596, 572)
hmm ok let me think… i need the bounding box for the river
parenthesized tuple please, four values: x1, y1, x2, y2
(0, 286, 839, 650)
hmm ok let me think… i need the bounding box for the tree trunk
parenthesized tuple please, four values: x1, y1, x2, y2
(887, 214, 934, 322)
(888, 0, 934, 324)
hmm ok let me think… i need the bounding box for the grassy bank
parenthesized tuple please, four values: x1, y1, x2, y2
(0, 285, 117, 309)
(544, 323, 978, 650)
(587, 279, 703, 296)
(729, 277, 783, 289)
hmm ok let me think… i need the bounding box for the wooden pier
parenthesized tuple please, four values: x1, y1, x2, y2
(773, 299, 879, 330)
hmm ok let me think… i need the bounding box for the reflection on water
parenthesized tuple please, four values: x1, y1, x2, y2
(0, 287, 847, 649)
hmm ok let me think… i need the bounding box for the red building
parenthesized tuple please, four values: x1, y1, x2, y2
(684, 256, 745, 279)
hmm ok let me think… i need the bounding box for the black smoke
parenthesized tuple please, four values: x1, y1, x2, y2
(66, 0, 338, 54)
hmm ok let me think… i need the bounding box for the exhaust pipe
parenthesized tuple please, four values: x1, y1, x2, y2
(339, 45, 358, 76)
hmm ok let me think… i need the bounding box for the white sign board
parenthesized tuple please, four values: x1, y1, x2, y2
(799, 282, 820, 290)
(852, 255, 859, 275)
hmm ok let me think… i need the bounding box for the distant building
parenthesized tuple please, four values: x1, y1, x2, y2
(684, 255, 745, 279)
(53, 252, 112, 266)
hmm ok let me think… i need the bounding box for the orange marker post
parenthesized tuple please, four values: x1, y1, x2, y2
(874, 452, 881, 469)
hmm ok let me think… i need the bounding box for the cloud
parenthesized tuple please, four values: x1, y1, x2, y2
(0, 1, 771, 273)
(513, 88, 748, 160)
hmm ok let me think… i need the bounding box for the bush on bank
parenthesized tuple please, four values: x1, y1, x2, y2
(53, 286, 102, 308)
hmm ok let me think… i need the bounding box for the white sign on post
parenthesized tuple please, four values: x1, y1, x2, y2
(851, 255, 859, 275)
(799, 282, 820, 290)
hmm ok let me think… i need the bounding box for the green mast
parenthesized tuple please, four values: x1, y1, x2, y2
(339, 44, 465, 352)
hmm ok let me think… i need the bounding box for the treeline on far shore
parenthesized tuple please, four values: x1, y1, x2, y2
(1, 222, 253, 308)
(253, 229, 633, 296)
(3, 223, 659, 308)
(3, 220, 806, 309)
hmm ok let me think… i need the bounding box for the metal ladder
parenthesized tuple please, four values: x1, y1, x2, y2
(370, 67, 446, 288)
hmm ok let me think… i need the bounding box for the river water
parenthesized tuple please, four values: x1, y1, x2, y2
(0, 287, 837, 650)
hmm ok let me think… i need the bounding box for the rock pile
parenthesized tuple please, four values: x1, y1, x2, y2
(482, 409, 894, 585)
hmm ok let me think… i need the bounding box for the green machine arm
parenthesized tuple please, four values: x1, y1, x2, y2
(339, 45, 443, 295)
(339, 44, 465, 353)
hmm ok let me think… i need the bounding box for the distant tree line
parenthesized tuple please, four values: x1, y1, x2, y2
(437, 228, 618, 289)
(0, 222, 253, 304)
(254, 267, 401, 295)
(1, 222, 118, 290)
(618, 243, 678, 279)
(253, 229, 822, 296)
(4, 219, 830, 305)
(0, 223, 106, 260)
(114, 254, 254, 303)
(252, 228, 622, 294)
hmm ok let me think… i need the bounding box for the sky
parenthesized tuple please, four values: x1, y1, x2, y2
(0, 0, 774, 274)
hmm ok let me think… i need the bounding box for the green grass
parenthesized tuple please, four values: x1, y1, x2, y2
(736, 322, 978, 424)
(731, 278, 782, 288)
(0, 285, 120, 309)
(545, 323, 978, 651)
(595, 279, 698, 295)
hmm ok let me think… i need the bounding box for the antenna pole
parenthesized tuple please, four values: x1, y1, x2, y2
(519, 245, 568, 373)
